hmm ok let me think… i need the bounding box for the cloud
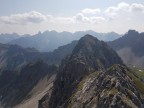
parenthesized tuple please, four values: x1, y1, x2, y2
(130, 3, 144, 12)
(104, 2, 130, 17)
(75, 13, 84, 21)
(75, 13, 105, 24)
(0, 11, 51, 25)
(1, 2, 143, 26)
(82, 8, 101, 15)
(55, 17, 75, 24)
(105, 2, 144, 17)
(90, 17, 105, 24)
(105, 7, 118, 17)
(117, 2, 130, 11)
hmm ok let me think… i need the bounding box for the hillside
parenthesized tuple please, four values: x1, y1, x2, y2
(0, 43, 41, 71)
(109, 30, 144, 68)
(0, 61, 58, 108)
(0, 40, 77, 71)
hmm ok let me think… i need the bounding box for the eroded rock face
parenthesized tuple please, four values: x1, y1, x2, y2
(66, 65, 144, 108)
(97, 65, 142, 108)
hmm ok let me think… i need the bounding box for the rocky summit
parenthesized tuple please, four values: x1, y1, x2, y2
(38, 35, 142, 108)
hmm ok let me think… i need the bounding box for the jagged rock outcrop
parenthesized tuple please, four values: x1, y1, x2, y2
(67, 65, 144, 108)
(39, 35, 123, 108)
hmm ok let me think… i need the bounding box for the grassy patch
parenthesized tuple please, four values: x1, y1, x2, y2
(121, 94, 137, 108)
(67, 71, 99, 107)
(110, 87, 118, 94)
(130, 66, 144, 78)
(126, 70, 144, 96)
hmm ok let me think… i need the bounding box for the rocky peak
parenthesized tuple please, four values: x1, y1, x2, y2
(47, 35, 123, 108)
(72, 34, 100, 55)
(71, 34, 123, 70)
(127, 30, 139, 36)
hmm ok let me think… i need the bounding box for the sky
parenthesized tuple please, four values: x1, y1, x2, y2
(0, 0, 144, 34)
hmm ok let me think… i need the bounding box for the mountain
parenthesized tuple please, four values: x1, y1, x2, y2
(0, 61, 58, 108)
(0, 43, 42, 71)
(0, 40, 78, 108)
(74, 30, 120, 41)
(39, 35, 126, 108)
(8, 30, 120, 52)
(45, 40, 77, 64)
(0, 33, 20, 44)
(0, 40, 77, 71)
(0, 39, 79, 108)
(108, 30, 144, 68)
(0, 34, 143, 108)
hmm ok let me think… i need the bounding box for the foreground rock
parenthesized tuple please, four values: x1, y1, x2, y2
(68, 64, 144, 108)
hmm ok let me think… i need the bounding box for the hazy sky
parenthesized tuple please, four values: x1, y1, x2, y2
(0, 0, 144, 34)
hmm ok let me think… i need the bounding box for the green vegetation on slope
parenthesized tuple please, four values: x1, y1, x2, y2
(126, 69, 144, 96)
(130, 66, 144, 79)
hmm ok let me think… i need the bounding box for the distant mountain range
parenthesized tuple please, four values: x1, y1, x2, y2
(1, 29, 143, 69)
(0, 30, 121, 52)
(109, 30, 144, 68)
(0, 33, 20, 44)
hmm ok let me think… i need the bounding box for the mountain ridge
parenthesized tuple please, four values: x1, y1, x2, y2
(45, 35, 123, 108)
(108, 30, 144, 68)
(0, 30, 120, 52)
